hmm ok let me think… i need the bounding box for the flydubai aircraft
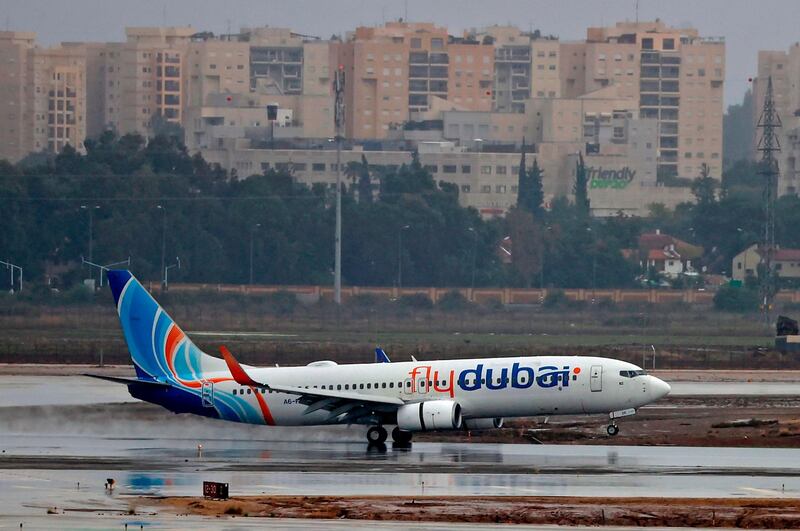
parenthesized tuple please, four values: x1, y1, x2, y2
(89, 270, 671, 445)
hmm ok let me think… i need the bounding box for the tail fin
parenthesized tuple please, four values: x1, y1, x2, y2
(107, 270, 226, 383)
(375, 347, 391, 363)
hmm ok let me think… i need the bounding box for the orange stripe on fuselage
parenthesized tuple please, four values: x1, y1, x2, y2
(250, 385, 275, 425)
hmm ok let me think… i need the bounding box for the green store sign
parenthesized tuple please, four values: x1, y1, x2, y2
(588, 166, 636, 190)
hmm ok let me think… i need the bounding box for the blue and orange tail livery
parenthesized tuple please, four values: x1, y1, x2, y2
(106, 270, 227, 383)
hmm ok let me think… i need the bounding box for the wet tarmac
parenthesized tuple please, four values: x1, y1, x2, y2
(1, 375, 800, 529)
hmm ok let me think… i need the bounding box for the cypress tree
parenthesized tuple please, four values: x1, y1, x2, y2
(358, 154, 373, 203)
(573, 153, 590, 216)
(528, 157, 545, 218)
(516, 144, 529, 210)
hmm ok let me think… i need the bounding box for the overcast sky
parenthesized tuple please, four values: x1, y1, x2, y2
(6, 0, 800, 106)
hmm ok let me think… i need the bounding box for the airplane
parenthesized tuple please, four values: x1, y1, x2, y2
(88, 270, 671, 445)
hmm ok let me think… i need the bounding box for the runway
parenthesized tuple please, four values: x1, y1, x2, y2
(1, 374, 799, 528)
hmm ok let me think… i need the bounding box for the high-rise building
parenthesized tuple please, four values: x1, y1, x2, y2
(754, 45, 800, 195)
(467, 26, 560, 112)
(338, 22, 494, 139)
(0, 31, 87, 162)
(563, 21, 725, 180)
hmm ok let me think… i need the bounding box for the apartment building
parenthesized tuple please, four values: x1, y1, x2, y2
(466, 26, 560, 112)
(754, 45, 800, 195)
(0, 31, 87, 162)
(562, 20, 725, 180)
(338, 22, 494, 139)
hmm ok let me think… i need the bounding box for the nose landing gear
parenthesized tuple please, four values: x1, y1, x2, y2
(606, 424, 619, 436)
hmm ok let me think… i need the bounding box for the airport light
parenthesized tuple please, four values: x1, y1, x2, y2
(249, 223, 261, 285)
(0, 260, 22, 293)
(397, 224, 411, 289)
(82, 256, 131, 288)
(80, 204, 100, 263)
(164, 257, 180, 290)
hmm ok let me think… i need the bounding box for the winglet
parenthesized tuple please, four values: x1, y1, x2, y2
(220, 345, 262, 387)
(375, 347, 391, 363)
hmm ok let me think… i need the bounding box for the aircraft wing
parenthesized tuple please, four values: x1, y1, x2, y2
(219, 346, 404, 423)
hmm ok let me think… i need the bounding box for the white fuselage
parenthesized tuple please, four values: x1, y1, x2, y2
(201, 355, 670, 426)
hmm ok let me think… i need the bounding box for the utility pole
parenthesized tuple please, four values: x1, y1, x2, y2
(81, 205, 100, 263)
(757, 76, 781, 326)
(249, 223, 261, 285)
(157, 205, 167, 287)
(333, 65, 345, 304)
(397, 224, 410, 288)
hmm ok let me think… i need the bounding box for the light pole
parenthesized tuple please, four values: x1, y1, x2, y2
(164, 257, 180, 290)
(397, 224, 410, 288)
(156, 205, 167, 286)
(587, 226, 596, 303)
(467, 227, 478, 290)
(333, 64, 345, 305)
(249, 223, 261, 285)
(80, 204, 100, 263)
(0, 260, 22, 293)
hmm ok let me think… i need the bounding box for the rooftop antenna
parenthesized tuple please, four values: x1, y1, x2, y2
(333, 64, 346, 305)
(756, 76, 782, 326)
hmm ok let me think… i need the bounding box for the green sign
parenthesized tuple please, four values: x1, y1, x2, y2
(588, 166, 636, 190)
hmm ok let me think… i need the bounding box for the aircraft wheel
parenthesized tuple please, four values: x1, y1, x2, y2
(367, 425, 388, 444)
(606, 424, 619, 436)
(391, 426, 413, 444)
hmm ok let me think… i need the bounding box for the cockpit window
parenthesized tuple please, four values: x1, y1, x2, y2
(619, 369, 647, 378)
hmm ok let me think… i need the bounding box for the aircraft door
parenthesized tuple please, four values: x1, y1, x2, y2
(403, 378, 414, 395)
(201, 381, 215, 407)
(590, 365, 602, 392)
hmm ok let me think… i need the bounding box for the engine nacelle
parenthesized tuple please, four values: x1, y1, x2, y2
(396, 400, 462, 431)
(463, 417, 504, 430)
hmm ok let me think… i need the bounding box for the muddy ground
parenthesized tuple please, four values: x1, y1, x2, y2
(149, 495, 800, 528)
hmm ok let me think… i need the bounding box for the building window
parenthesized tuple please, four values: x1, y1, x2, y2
(424, 164, 438, 173)
(312, 163, 326, 172)
(461, 184, 471, 193)
(442, 165, 457, 174)
(481, 185, 491, 193)
(480, 166, 492, 175)
(496, 166, 507, 175)
(410, 38, 421, 49)
(461, 165, 472, 173)
(496, 185, 507, 193)
(641, 38, 654, 50)
(663, 38, 675, 50)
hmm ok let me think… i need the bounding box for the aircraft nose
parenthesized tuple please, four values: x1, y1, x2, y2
(651, 377, 671, 400)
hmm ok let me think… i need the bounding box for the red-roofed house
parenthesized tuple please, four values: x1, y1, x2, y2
(732, 244, 800, 281)
(638, 230, 703, 278)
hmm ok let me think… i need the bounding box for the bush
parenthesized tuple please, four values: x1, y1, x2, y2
(398, 293, 433, 309)
(61, 284, 94, 304)
(713, 284, 759, 312)
(437, 290, 471, 312)
(348, 293, 381, 308)
(543, 289, 567, 308)
(266, 290, 298, 316)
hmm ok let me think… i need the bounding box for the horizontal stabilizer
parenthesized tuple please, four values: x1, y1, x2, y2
(84, 374, 170, 387)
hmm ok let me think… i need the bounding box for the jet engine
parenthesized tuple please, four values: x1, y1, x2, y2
(463, 417, 504, 430)
(396, 400, 462, 431)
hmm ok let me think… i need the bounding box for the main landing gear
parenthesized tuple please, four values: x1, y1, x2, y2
(367, 425, 388, 444)
(366, 426, 413, 446)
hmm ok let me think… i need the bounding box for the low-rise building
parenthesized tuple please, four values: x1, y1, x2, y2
(732, 244, 800, 282)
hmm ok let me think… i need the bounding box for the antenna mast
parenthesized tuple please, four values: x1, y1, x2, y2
(333, 65, 346, 305)
(756, 76, 781, 325)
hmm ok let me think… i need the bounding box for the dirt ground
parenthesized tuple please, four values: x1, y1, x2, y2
(149, 495, 800, 528)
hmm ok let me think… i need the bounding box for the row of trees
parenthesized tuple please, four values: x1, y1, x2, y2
(0, 130, 792, 292)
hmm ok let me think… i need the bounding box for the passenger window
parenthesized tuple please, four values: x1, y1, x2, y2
(382, 383, 387, 388)
(389, 382, 394, 388)
(232, 389, 237, 395)
(247, 388, 252, 394)
(374, 382, 379, 388)
(345, 384, 349, 390)
(406, 381, 411, 387)
(366, 383, 371, 389)
(337, 384, 342, 390)
(360, 384, 364, 390)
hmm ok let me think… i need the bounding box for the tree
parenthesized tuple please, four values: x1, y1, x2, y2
(506, 208, 543, 287)
(573, 153, 590, 217)
(723, 89, 754, 169)
(358, 154, 373, 203)
(516, 147, 529, 210)
(527, 157, 545, 219)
